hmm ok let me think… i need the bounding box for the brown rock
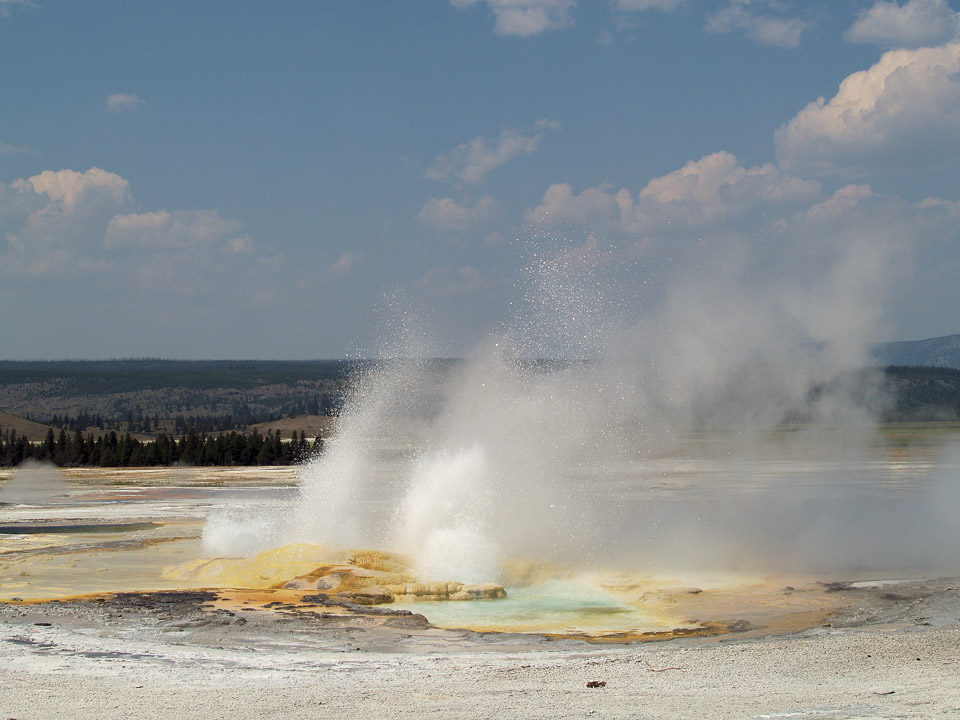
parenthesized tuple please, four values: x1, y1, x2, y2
(451, 583, 507, 601)
(339, 586, 394, 605)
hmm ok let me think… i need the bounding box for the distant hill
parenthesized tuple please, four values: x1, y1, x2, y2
(248, 414, 337, 440)
(0, 359, 352, 422)
(0, 411, 54, 441)
(873, 334, 960, 370)
(882, 366, 960, 421)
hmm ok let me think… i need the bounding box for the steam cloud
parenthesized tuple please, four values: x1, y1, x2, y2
(0, 460, 72, 505)
(204, 227, 960, 581)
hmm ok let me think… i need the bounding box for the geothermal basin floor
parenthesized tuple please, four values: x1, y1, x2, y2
(2, 465, 960, 718)
(1, 578, 960, 720)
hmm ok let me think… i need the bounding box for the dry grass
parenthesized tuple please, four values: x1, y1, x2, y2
(248, 414, 337, 439)
(0, 411, 54, 441)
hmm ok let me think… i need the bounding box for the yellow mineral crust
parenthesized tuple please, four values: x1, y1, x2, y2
(163, 544, 506, 605)
(387, 581, 507, 602)
(162, 543, 344, 588)
(346, 549, 413, 574)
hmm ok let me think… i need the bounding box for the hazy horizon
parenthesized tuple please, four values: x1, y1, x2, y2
(2, 327, 959, 364)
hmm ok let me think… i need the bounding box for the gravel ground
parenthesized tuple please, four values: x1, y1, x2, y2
(1, 580, 958, 720)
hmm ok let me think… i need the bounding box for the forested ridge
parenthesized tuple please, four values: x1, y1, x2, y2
(0, 360, 354, 467)
(0, 359, 355, 425)
(0, 359, 353, 390)
(881, 365, 960, 421)
(2, 360, 960, 468)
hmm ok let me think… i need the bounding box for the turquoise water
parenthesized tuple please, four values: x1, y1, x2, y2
(390, 579, 658, 633)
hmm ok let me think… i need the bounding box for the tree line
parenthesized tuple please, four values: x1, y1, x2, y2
(0, 427, 321, 468)
(36, 400, 341, 437)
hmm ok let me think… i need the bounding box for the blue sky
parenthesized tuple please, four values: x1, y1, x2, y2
(2, 0, 959, 359)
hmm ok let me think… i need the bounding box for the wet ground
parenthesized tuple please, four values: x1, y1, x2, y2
(2, 455, 960, 719)
(3, 435, 960, 637)
(1, 574, 959, 720)
(0, 465, 889, 639)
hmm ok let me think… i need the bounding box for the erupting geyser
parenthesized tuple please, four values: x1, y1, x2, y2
(396, 445, 499, 584)
(199, 244, 960, 632)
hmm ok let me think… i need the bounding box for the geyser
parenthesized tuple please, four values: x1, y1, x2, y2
(396, 444, 499, 584)
(203, 240, 960, 604)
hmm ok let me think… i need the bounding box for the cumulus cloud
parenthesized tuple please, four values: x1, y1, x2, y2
(633, 151, 820, 221)
(3, 168, 132, 276)
(427, 120, 559, 185)
(451, 0, 575, 36)
(705, 0, 812, 47)
(104, 210, 245, 250)
(526, 152, 820, 232)
(524, 182, 628, 225)
(1, 167, 252, 283)
(775, 42, 960, 176)
(105, 93, 145, 113)
(418, 195, 499, 230)
(846, 0, 959, 49)
(12, 167, 131, 213)
(0, 167, 337, 357)
(796, 184, 877, 224)
(526, 156, 960, 376)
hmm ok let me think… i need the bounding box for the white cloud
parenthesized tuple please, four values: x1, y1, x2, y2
(524, 182, 628, 225)
(451, 0, 575, 36)
(104, 210, 244, 250)
(418, 195, 499, 230)
(427, 120, 559, 185)
(846, 0, 959, 49)
(0, 0, 36, 18)
(0, 168, 332, 357)
(525, 152, 960, 371)
(635, 151, 820, 219)
(12, 167, 131, 213)
(105, 93, 145, 113)
(797, 184, 877, 223)
(775, 42, 960, 176)
(3, 168, 132, 276)
(227, 234, 254, 254)
(0, 140, 32, 155)
(526, 152, 820, 231)
(705, 0, 812, 47)
(611, 0, 684, 11)
(1, 168, 254, 285)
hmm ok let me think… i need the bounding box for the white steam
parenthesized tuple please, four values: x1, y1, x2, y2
(201, 509, 285, 557)
(201, 228, 960, 580)
(396, 445, 499, 583)
(0, 461, 72, 505)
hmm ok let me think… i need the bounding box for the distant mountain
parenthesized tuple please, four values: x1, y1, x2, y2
(873, 334, 960, 370)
